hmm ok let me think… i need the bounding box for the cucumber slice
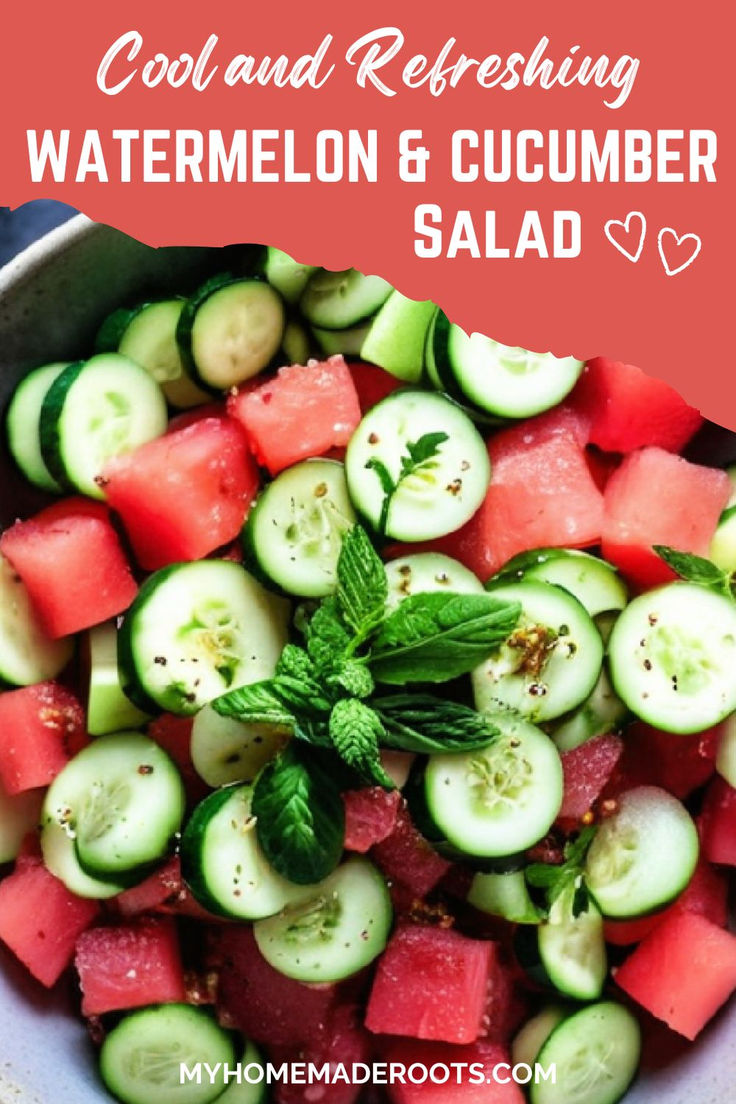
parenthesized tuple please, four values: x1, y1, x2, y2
(181, 783, 308, 920)
(312, 321, 372, 357)
(433, 313, 584, 419)
(40, 818, 125, 900)
(39, 353, 168, 499)
(281, 319, 311, 365)
(472, 581, 604, 724)
(423, 307, 443, 390)
(43, 731, 185, 881)
(467, 869, 542, 924)
(114, 299, 211, 409)
(345, 390, 490, 541)
(218, 1040, 266, 1104)
(0, 552, 74, 687)
(244, 459, 356, 597)
(5, 361, 68, 491)
(0, 781, 43, 864)
(190, 704, 288, 787)
(86, 622, 151, 736)
(253, 857, 392, 982)
(262, 247, 317, 304)
(490, 548, 628, 618)
(608, 582, 736, 733)
(424, 714, 563, 858)
(531, 1001, 641, 1104)
(709, 503, 736, 571)
(511, 1005, 568, 1068)
(119, 560, 289, 715)
(550, 667, 628, 752)
(299, 268, 392, 330)
(385, 552, 483, 612)
(178, 275, 285, 390)
(716, 710, 736, 787)
(538, 880, 607, 1001)
(584, 785, 699, 918)
(360, 291, 436, 384)
(100, 1004, 236, 1104)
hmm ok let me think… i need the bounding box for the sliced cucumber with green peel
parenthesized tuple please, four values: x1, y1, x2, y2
(86, 621, 150, 736)
(538, 881, 607, 1001)
(218, 1040, 266, 1104)
(467, 869, 542, 923)
(0, 782, 43, 865)
(39, 353, 168, 498)
(299, 268, 392, 330)
(584, 785, 699, 918)
(472, 581, 603, 724)
(424, 714, 563, 858)
(0, 552, 74, 687)
(345, 390, 490, 541)
(710, 503, 736, 571)
(512, 1005, 568, 1068)
(262, 247, 317, 304)
(43, 732, 185, 883)
(5, 361, 68, 491)
(360, 290, 436, 383)
(190, 704, 288, 787)
(312, 321, 371, 357)
(181, 784, 309, 920)
(244, 460, 356, 597)
(433, 313, 584, 419)
(550, 667, 628, 752)
(489, 548, 628, 618)
(385, 552, 483, 612)
(253, 857, 392, 982)
(40, 818, 125, 899)
(119, 560, 289, 715)
(281, 319, 311, 364)
(178, 275, 285, 390)
(100, 1003, 236, 1104)
(716, 711, 736, 787)
(531, 1001, 641, 1104)
(608, 582, 736, 733)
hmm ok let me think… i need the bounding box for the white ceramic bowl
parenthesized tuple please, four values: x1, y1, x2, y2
(0, 215, 733, 1104)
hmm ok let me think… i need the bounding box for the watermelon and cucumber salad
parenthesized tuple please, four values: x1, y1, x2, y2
(0, 244, 734, 1104)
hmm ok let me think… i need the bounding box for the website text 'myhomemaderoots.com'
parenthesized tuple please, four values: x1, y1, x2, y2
(180, 1059, 557, 1088)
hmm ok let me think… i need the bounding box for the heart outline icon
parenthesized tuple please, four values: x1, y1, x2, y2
(604, 212, 647, 263)
(657, 227, 702, 277)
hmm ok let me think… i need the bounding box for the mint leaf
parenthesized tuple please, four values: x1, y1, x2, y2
(653, 545, 731, 596)
(329, 698, 394, 789)
(326, 660, 375, 701)
(252, 743, 344, 884)
(525, 826, 597, 915)
(373, 694, 499, 753)
(370, 592, 521, 684)
(366, 431, 449, 535)
(305, 596, 352, 674)
(336, 525, 387, 642)
(276, 644, 315, 681)
(212, 681, 295, 726)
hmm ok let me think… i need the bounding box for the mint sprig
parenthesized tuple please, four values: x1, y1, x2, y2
(366, 431, 449, 535)
(653, 545, 734, 598)
(525, 825, 597, 918)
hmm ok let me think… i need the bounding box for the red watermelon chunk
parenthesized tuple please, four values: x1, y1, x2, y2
(603, 723, 719, 802)
(557, 733, 623, 825)
(148, 714, 208, 806)
(0, 498, 137, 637)
(614, 911, 736, 1039)
(380, 1038, 524, 1104)
(103, 417, 259, 570)
(343, 787, 401, 852)
(371, 802, 450, 900)
(75, 916, 186, 1015)
(0, 681, 86, 794)
(601, 448, 730, 591)
(479, 944, 530, 1044)
(212, 926, 340, 1048)
(604, 856, 729, 945)
(271, 1004, 371, 1104)
(348, 361, 403, 413)
(0, 859, 99, 986)
(113, 856, 183, 917)
(572, 358, 703, 454)
(427, 407, 603, 581)
(228, 356, 361, 475)
(365, 925, 492, 1044)
(700, 776, 736, 866)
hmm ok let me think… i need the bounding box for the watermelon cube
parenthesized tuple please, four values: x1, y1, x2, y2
(615, 911, 736, 1039)
(271, 1004, 371, 1104)
(147, 713, 208, 805)
(604, 723, 719, 802)
(0, 681, 85, 794)
(0, 498, 138, 636)
(103, 417, 259, 571)
(480, 945, 530, 1044)
(75, 916, 186, 1015)
(0, 859, 99, 986)
(380, 1038, 524, 1103)
(349, 361, 403, 413)
(113, 856, 183, 917)
(365, 925, 492, 1044)
(571, 358, 703, 454)
(700, 776, 736, 866)
(601, 448, 730, 591)
(228, 356, 361, 475)
(557, 733, 623, 825)
(343, 787, 401, 852)
(371, 803, 450, 899)
(213, 926, 339, 1047)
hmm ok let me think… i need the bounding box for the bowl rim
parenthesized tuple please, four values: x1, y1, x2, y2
(0, 212, 94, 296)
